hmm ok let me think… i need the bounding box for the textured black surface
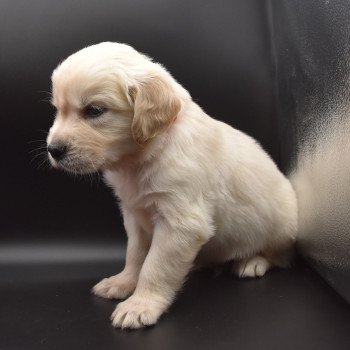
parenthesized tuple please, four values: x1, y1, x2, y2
(271, 0, 350, 301)
(1, 259, 349, 350)
(271, 0, 350, 173)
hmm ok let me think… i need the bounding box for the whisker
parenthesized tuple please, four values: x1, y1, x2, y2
(30, 151, 48, 164)
(37, 157, 49, 170)
(30, 149, 50, 171)
(39, 98, 53, 103)
(28, 139, 47, 144)
(36, 129, 49, 135)
(29, 146, 47, 154)
(38, 90, 52, 96)
(88, 158, 102, 188)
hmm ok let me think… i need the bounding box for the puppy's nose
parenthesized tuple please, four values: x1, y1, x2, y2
(48, 142, 67, 161)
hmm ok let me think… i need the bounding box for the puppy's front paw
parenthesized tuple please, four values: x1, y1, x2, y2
(234, 256, 271, 278)
(111, 294, 166, 329)
(92, 273, 137, 300)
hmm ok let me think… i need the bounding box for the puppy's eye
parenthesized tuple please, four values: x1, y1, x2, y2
(84, 105, 106, 118)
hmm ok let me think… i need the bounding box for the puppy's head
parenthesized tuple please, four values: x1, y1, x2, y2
(47, 42, 182, 174)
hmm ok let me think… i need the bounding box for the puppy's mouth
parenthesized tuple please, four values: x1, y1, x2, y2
(48, 153, 101, 175)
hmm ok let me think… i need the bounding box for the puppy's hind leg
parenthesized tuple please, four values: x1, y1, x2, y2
(233, 239, 295, 279)
(233, 255, 271, 278)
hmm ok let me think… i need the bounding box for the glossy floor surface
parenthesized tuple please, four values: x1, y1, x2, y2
(1, 258, 349, 350)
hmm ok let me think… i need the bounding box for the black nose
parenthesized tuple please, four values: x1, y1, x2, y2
(48, 143, 67, 161)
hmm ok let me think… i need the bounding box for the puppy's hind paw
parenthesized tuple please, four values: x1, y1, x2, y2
(234, 256, 271, 278)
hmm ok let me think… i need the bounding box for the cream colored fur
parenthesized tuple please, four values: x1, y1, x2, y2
(47, 42, 298, 329)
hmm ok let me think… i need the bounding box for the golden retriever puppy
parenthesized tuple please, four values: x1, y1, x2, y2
(47, 42, 298, 329)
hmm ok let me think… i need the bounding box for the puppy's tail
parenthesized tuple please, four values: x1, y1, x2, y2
(287, 116, 350, 267)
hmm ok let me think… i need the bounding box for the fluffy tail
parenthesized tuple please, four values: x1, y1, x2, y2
(288, 117, 350, 267)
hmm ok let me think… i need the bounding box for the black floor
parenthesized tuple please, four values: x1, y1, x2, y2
(1, 259, 349, 350)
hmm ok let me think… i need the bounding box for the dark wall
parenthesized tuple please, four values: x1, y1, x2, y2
(271, 0, 350, 301)
(1, 0, 277, 243)
(271, 0, 350, 173)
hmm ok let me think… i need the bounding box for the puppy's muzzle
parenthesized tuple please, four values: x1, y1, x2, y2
(47, 142, 67, 161)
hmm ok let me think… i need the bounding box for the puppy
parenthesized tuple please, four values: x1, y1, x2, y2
(47, 42, 298, 329)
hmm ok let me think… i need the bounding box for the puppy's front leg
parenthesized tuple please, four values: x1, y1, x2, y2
(111, 214, 213, 329)
(93, 210, 151, 300)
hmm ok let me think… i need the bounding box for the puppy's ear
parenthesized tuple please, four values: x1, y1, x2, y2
(129, 76, 181, 145)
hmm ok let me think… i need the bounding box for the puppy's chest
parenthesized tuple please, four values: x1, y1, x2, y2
(104, 169, 154, 210)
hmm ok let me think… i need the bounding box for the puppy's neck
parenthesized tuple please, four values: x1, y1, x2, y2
(106, 133, 168, 173)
